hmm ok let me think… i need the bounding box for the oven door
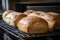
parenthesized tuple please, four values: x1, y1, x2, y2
(16, 3, 60, 13)
(27, 6, 60, 13)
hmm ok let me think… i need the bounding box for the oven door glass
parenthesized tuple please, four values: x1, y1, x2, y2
(27, 6, 60, 13)
(0, 0, 3, 13)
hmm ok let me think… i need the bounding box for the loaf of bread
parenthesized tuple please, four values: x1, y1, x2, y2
(24, 10, 34, 15)
(28, 11, 60, 30)
(2, 10, 14, 20)
(2, 10, 60, 34)
(18, 16, 48, 34)
(47, 12, 60, 30)
(2, 10, 27, 27)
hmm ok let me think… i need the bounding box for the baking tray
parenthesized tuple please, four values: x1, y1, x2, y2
(0, 19, 60, 39)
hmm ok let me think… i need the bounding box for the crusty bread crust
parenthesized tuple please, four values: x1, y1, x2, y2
(2, 10, 14, 20)
(24, 10, 34, 15)
(2, 10, 27, 27)
(18, 16, 48, 34)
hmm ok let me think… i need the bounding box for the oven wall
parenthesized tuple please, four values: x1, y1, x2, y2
(8, 0, 19, 10)
(7, 0, 60, 10)
(20, 0, 60, 2)
(16, 3, 60, 13)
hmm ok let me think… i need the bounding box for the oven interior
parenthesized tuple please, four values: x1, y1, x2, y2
(0, 2, 60, 40)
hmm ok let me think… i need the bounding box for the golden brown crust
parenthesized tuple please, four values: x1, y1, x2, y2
(32, 11, 45, 14)
(24, 10, 34, 15)
(14, 13, 27, 27)
(39, 13, 56, 30)
(47, 12, 60, 30)
(53, 20, 60, 30)
(18, 16, 48, 34)
(28, 11, 60, 30)
(35, 12, 58, 30)
(3, 11, 27, 27)
(47, 12, 59, 15)
(28, 11, 46, 17)
(2, 10, 14, 20)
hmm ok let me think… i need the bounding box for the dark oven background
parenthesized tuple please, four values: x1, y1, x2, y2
(15, 3, 60, 13)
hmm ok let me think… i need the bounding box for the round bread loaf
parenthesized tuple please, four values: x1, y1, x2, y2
(18, 16, 48, 34)
(3, 11, 27, 27)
